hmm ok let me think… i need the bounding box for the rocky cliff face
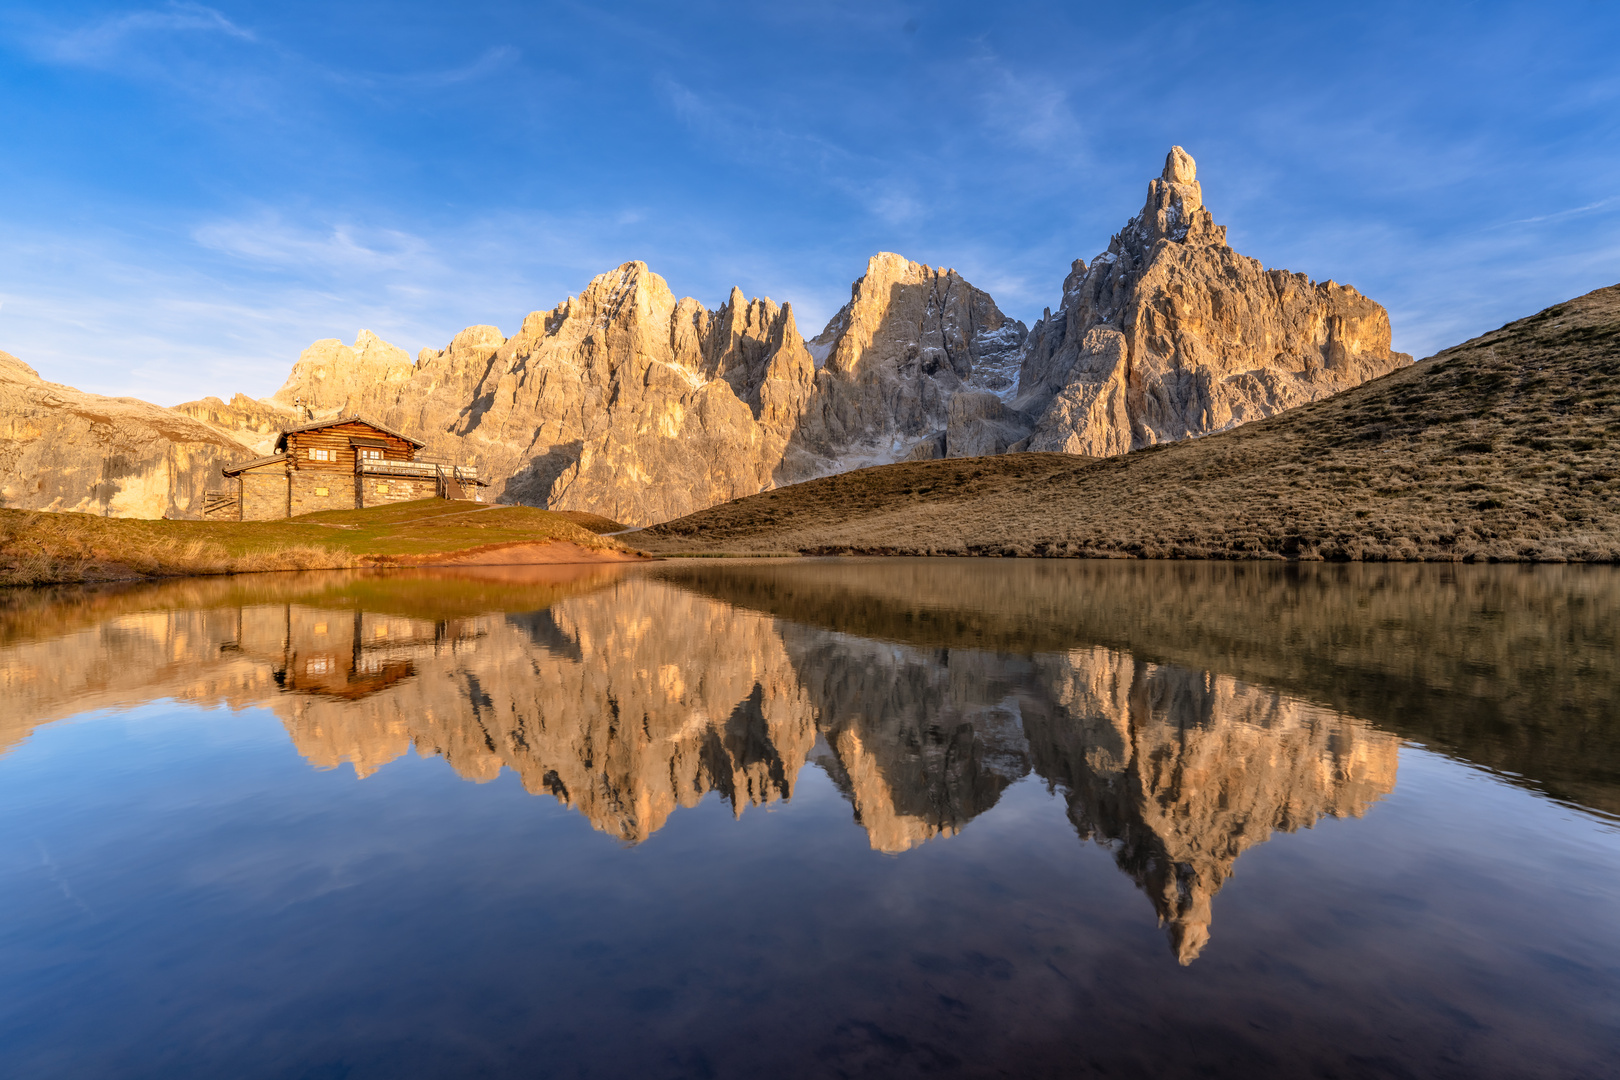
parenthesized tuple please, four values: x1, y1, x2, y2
(0, 351, 253, 517)
(1007, 146, 1412, 456)
(0, 146, 1410, 522)
(792, 253, 1029, 469)
(175, 256, 1027, 525)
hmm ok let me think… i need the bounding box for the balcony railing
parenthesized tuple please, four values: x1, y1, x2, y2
(358, 458, 479, 482)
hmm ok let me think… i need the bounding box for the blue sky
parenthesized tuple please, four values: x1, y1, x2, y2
(1, 1, 1617, 405)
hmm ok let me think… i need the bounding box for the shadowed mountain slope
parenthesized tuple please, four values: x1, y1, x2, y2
(638, 284, 1620, 562)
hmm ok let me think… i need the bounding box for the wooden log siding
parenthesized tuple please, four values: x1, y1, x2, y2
(284, 422, 416, 475)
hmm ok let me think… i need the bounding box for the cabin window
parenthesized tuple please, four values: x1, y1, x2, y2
(307, 448, 334, 462)
(361, 448, 383, 460)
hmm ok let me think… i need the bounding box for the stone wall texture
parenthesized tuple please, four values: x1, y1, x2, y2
(360, 476, 435, 507)
(240, 471, 289, 521)
(289, 475, 360, 516)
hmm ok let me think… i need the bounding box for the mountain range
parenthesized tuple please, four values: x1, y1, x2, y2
(1, 147, 1411, 524)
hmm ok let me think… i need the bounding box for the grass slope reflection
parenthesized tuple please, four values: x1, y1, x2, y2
(2, 564, 1406, 964)
(660, 558, 1620, 816)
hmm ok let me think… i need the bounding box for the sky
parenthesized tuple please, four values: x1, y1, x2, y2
(1, 0, 1618, 406)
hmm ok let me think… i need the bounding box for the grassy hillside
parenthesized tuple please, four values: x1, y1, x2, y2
(639, 285, 1620, 562)
(0, 500, 638, 586)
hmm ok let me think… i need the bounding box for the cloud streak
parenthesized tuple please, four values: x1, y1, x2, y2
(35, 2, 255, 66)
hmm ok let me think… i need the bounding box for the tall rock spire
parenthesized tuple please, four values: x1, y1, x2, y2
(1009, 146, 1411, 457)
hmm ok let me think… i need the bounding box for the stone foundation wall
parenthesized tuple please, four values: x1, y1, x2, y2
(290, 474, 359, 517)
(360, 476, 437, 507)
(241, 472, 289, 520)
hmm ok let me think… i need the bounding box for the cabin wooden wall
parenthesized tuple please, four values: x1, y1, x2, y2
(285, 422, 415, 475)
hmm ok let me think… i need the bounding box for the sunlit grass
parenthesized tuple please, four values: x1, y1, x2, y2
(0, 499, 634, 586)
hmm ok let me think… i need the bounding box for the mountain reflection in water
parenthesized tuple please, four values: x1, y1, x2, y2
(3, 563, 1416, 963)
(5, 560, 1620, 1079)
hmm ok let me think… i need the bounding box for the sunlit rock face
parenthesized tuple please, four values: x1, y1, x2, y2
(793, 252, 1030, 470)
(175, 257, 1025, 526)
(185, 264, 819, 526)
(3, 151, 1413, 523)
(173, 145, 1412, 523)
(0, 568, 1400, 961)
(0, 351, 254, 517)
(1010, 146, 1412, 456)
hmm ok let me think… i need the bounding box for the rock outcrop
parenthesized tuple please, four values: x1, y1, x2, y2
(0, 351, 253, 517)
(174, 256, 1027, 525)
(176, 149, 1404, 522)
(791, 253, 1029, 468)
(1008, 146, 1412, 455)
(3, 147, 1410, 522)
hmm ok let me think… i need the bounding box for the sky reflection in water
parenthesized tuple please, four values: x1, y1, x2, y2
(2, 560, 1617, 1079)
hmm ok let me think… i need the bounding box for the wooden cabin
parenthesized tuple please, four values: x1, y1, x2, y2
(212, 416, 485, 520)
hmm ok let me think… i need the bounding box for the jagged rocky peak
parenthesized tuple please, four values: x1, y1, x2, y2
(1005, 144, 1412, 458)
(811, 252, 1025, 388)
(575, 259, 677, 330)
(785, 253, 1029, 469)
(1136, 144, 1224, 248)
(269, 329, 416, 416)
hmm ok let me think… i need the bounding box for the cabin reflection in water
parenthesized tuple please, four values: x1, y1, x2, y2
(229, 605, 481, 706)
(0, 575, 1397, 963)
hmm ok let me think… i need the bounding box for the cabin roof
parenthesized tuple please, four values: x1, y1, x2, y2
(222, 452, 290, 478)
(273, 414, 425, 450)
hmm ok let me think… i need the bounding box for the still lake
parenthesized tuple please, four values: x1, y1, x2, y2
(1, 559, 1617, 1079)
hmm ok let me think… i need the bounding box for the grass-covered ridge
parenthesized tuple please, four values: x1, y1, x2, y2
(0, 500, 639, 586)
(639, 283, 1620, 562)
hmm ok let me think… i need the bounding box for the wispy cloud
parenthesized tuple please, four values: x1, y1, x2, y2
(36, 2, 255, 66)
(970, 55, 1086, 156)
(193, 215, 435, 276)
(414, 45, 520, 88)
(1499, 199, 1617, 228)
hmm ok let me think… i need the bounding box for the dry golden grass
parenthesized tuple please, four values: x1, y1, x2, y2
(0, 512, 348, 586)
(551, 510, 632, 534)
(640, 284, 1620, 562)
(0, 500, 634, 587)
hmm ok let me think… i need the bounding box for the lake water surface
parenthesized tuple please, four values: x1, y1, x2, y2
(2, 559, 1617, 1078)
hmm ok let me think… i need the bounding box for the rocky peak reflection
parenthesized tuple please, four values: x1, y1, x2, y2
(1, 565, 1405, 963)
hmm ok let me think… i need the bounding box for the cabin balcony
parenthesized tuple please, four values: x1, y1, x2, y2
(357, 458, 481, 482)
